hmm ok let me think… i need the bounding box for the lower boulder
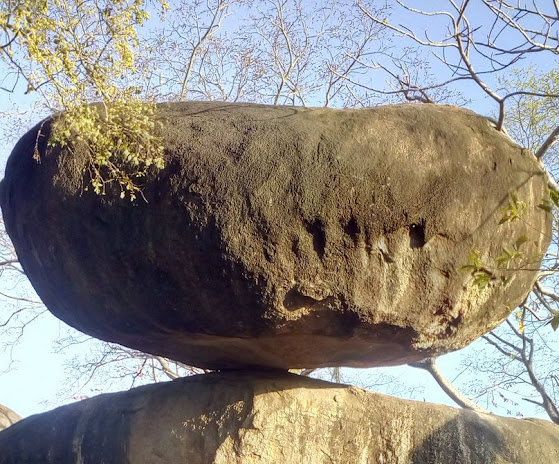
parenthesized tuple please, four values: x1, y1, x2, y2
(0, 372, 557, 463)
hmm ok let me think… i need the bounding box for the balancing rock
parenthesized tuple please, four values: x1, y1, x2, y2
(0, 372, 558, 463)
(0, 102, 551, 369)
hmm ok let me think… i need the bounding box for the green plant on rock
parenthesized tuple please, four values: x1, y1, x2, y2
(460, 249, 496, 290)
(462, 191, 547, 290)
(538, 188, 559, 214)
(1, 0, 168, 199)
(499, 192, 526, 225)
(50, 101, 165, 200)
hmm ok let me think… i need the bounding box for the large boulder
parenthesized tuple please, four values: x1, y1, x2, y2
(0, 102, 550, 369)
(0, 372, 557, 463)
(0, 404, 20, 431)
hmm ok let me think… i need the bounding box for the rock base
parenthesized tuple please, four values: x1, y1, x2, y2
(0, 372, 557, 463)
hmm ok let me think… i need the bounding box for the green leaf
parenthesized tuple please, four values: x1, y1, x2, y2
(502, 244, 515, 256)
(514, 235, 529, 249)
(539, 198, 553, 212)
(467, 249, 483, 270)
(551, 314, 559, 331)
(550, 189, 559, 207)
(473, 271, 492, 289)
(496, 253, 511, 268)
(500, 191, 527, 223)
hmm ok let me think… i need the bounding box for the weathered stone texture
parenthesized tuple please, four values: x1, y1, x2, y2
(0, 372, 557, 463)
(0, 103, 551, 369)
(0, 404, 20, 432)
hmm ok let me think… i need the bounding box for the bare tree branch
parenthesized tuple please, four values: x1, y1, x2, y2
(536, 124, 559, 160)
(410, 357, 489, 413)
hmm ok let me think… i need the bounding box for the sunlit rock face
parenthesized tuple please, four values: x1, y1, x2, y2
(0, 102, 551, 369)
(0, 372, 558, 463)
(0, 404, 20, 432)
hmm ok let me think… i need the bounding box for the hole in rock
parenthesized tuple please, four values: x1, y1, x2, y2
(305, 218, 326, 259)
(343, 216, 360, 243)
(409, 222, 426, 248)
(283, 288, 323, 311)
(291, 238, 300, 257)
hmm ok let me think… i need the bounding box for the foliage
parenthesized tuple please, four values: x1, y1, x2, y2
(0, 0, 168, 198)
(499, 192, 527, 225)
(500, 67, 559, 160)
(51, 102, 165, 199)
(460, 249, 495, 290)
(538, 189, 559, 214)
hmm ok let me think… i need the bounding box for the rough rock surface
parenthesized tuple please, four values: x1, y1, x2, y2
(0, 102, 551, 369)
(0, 372, 557, 463)
(0, 404, 20, 432)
